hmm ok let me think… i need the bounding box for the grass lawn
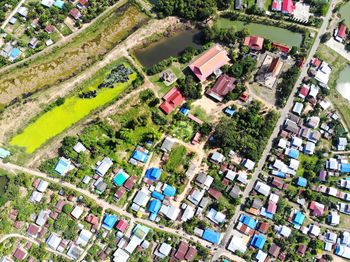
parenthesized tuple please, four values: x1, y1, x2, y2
(191, 106, 214, 123)
(296, 154, 319, 177)
(50, 31, 62, 43)
(315, 44, 350, 130)
(171, 121, 194, 142)
(339, 213, 350, 228)
(56, 23, 73, 36)
(10, 60, 137, 153)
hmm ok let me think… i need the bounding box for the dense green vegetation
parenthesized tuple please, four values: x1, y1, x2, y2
(155, 0, 233, 21)
(276, 65, 300, 107)
(211, 101, 279, 161)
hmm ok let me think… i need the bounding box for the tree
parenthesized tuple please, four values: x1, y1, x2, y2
(321, 32, 331, 43)
(263, 39, 273, 51)
(54, 214, 69, 231)
(63, 203, 73, 214)
(199, 122, 212, 136)
(177, 75, 202, 99)
(289, 46, 298, 56)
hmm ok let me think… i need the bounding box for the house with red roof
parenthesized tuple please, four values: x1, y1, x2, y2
(189, 44, 230, 82)
(267, 200, 277, 214)
(240, 92, 249, 102)
(206, 74, 236, 102)
(114, 186, 126, 200)
(208, 187, 222, 200)
(192, 132, 201, 145)
(124, 175, 137, 191)
(160, 87, 185, 114)
(272, 0, 282, 11)
(282, 0, 295, 15)
(175, 241, 189, 260)
(45, 25, 55, 34)
(185, 246, 197, 261)
(309, 201, 325, 216)
(116, 220, 128, 232)
(265, 57, 281, 79)
(70, 8, 81, 20)
(244, 36, 264, 51)
(312, 57, 322, 68)
(13, 248, 27, 261)
(298, 84, 310, 100)
(272, 43, 289, 52)
(335, 24, 347, 43)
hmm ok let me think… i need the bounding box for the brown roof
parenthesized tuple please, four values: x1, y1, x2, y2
(69, 8, 81, 19)
(49, 212, 58, 220)
(258, 222, 270, 233)
(14, 221, 23, 229)
(85, 214, 99, 225)
(115, 186, 126, 199)
(32, 179, 40, 188)
(45, 25, 55, 33)
(55, 199, 66, 213)
(278, 253, 286, 261)
(124, 175, 137, 191)
(38, 227, 47, 238)
(271, 177, 284, 189)
(296, 245, 306, 256)
(206, 74, 235, 101)
(185, 246, 197, 261)
(208, 188, 222, 200)
(269, 243, 280, 257)
(175, 241, 189, 260)
(27, 256, 37, 262)
(27, 224, 40, 236)
(13, 248, 27, 261)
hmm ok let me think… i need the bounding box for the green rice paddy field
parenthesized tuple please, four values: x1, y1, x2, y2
(10, 60, 137, 153)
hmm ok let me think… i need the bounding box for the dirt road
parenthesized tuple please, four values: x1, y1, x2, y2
(0, 0, 26, 29)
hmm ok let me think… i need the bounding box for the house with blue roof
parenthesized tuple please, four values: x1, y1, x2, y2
(163, 185, 176, 197)
(251, 234, 265, 249)
(297, 177, 307, 187)
(341, 163, 350, 173)
(0, 148, 10, 159)
(145, 168, 162, 181)
(287, 148, 299, 159)
(152, 191, 165, 201)
(225, 107, 235, 116)
(9, 48, 20, 62)
(54, 157, 70, 175)
(240, 214, 257, 229)
(180, 107, 189, 116)
(54, 0, 64, 8)
(202, 229, 221, 244)
(132, 146, 149, 163)
(113, 169, 129, 186)
(148, 199, 161, 221)
(293, 211, 305, 227)
(102, 214, 118, 230)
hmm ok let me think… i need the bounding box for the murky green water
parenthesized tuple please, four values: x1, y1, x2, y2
(134, 29, 203, 69)
(340, 2, 350, 27)
(336, 66, 350, 102)
(216, 18, 303, 47)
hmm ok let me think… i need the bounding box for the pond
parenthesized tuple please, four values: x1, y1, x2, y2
(340, 2, 350, 27)
(216, 19, 303, 47)
(336, 66, 350, 103)
(0, 176, 9, 195)
(134, 29, 203, 69)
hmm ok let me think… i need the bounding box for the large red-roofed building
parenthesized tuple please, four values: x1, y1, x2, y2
(335, 24, 347, 43)
(160, 87, 185, 114)
(189, 44, 230, 82)
(206, 74, 235, 102)
(282, 0, 295, 15)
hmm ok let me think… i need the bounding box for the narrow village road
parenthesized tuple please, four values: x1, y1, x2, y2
(0, 233, 73, 260)
(0, 0, 26, 29)
(212, 1, 336, 260)
(0, 161, 213, 250)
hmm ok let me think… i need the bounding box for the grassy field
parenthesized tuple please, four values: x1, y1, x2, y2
(56, 23, 73, 36)
(316, 44, 350, 130)
(10, 60, 137, 153)
(296, 154, 318, 177)
(0, 2, 148, 105)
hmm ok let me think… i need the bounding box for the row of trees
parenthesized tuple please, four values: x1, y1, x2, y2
(155, 0, 233, 21)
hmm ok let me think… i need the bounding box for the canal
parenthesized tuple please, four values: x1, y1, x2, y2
(134, 29, 203, 69)
(336, 66, 350, 103)
(340, 1, 350, 27)
(216, 18, 303, 47)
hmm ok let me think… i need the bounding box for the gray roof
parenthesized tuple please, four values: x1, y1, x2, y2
(235, 0, 243, 9)
(256, 0, 263, 9)
(211, 151, 225, 163)
(96, 181, 107, 192)
(284, 119, 299, 134)
(252, 198, 263, 209)
(229, 185, 240, 199)
(160, 137, 175, 152)
(292, 102, 304, 115)
(199, 197, 211, 208)
(196, 172, 207, 184)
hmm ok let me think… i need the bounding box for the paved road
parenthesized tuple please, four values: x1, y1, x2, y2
(212, 1, 335, 260)
(0, 0, 26, 29)
(0, 233, 72, 260)
(0, 161, 213, 249)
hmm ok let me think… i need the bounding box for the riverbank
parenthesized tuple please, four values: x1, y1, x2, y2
(316, 44, 350, 130)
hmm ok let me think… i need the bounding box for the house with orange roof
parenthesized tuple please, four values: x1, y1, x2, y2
(244, 36, 264, 51)
(189, 44, 230, 82)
